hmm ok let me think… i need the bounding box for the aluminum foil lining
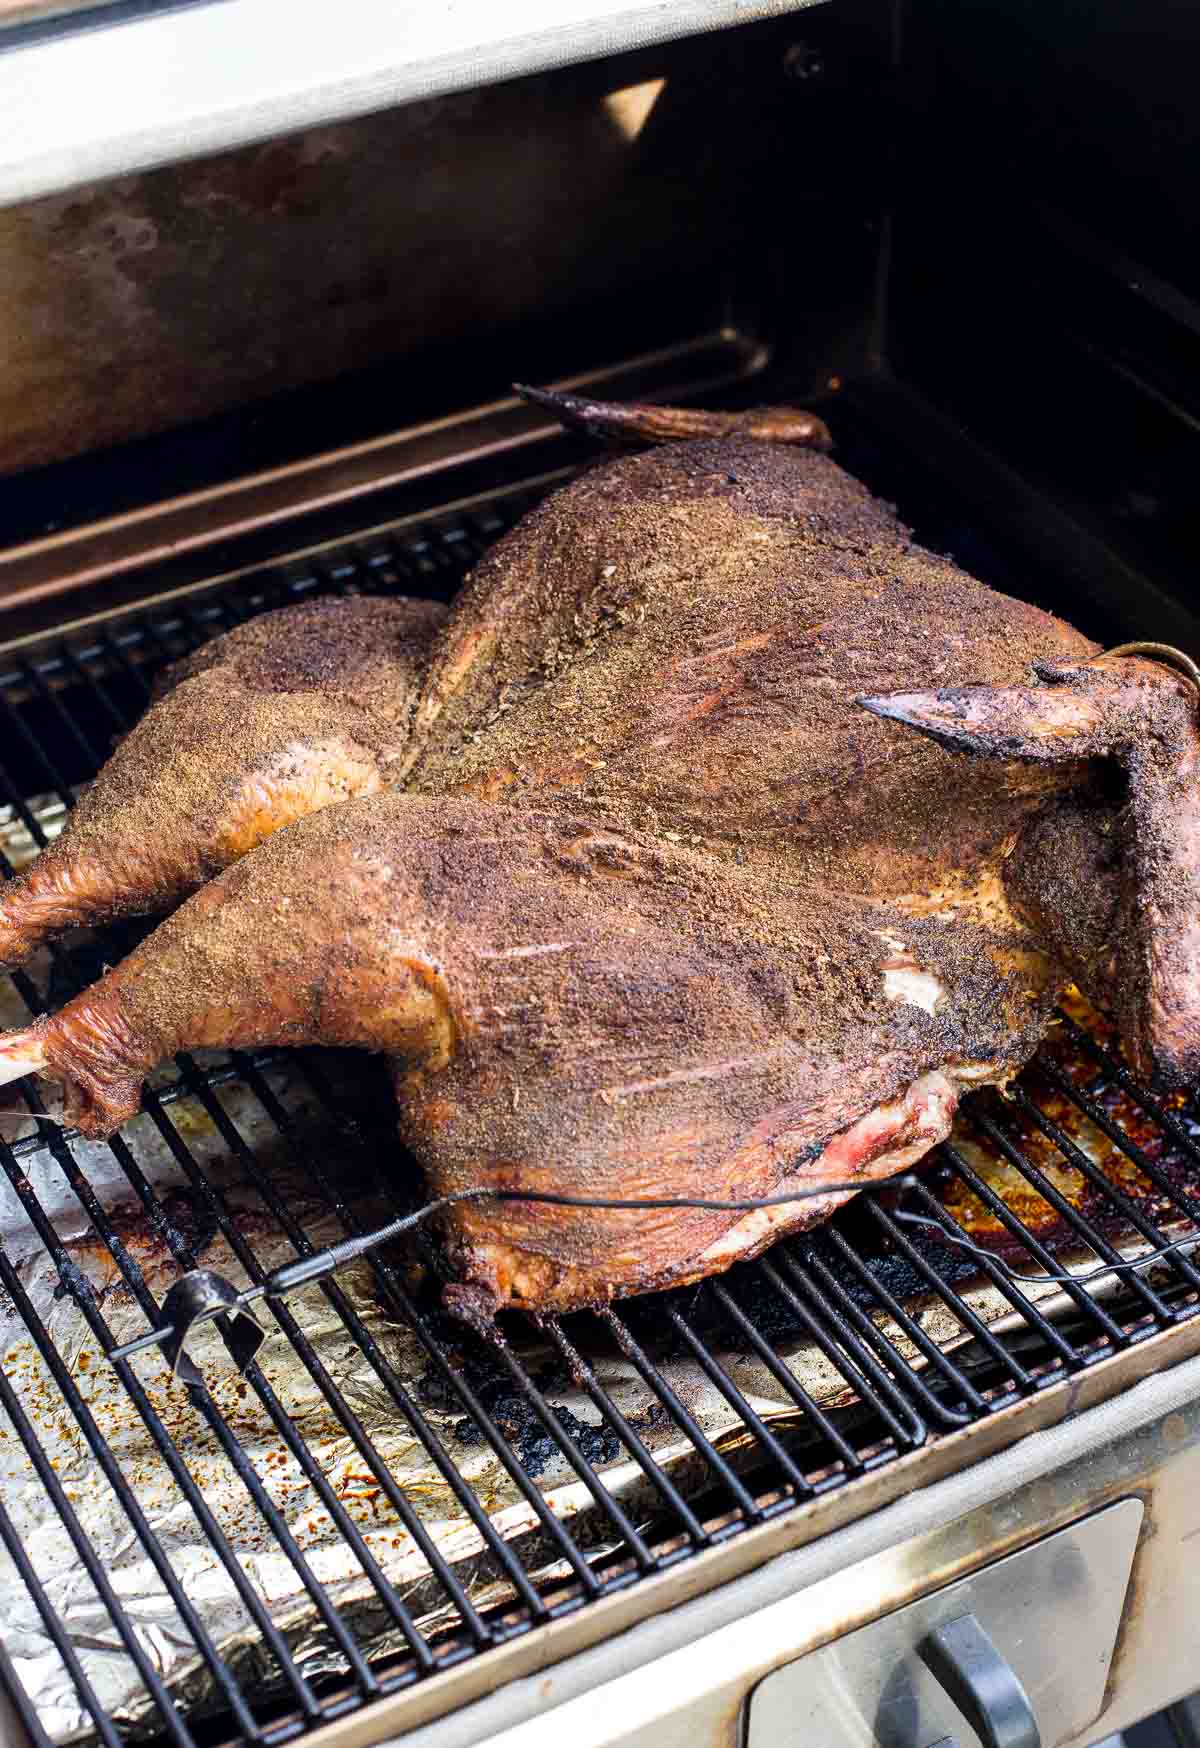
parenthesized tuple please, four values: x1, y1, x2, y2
(0, 793, 1184, 1743)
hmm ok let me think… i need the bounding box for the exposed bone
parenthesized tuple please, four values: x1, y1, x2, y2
(882, 963, 945, 1016)
(0, 1030, 46, 1087)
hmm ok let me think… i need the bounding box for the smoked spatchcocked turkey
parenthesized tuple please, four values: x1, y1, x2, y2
(0, 392, 1195, 1314)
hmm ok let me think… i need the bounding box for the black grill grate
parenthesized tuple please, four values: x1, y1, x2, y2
(0, 490, 1198, 1748)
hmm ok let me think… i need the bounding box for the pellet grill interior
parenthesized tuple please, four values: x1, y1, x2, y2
(4, 2, 1200, 1744)
(1, 404, 1200, 1748)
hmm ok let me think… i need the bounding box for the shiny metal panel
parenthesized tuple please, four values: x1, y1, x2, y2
(0, 330, 764, 614)
(0, 18, 831, 479)
(746, 1501, 1142, 1748)
(0, 1, 825, 202)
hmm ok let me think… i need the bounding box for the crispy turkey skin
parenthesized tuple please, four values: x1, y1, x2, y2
(0, 396, 1197, 1312)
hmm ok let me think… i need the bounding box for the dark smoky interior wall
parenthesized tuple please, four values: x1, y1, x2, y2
(883, 0, 1200, 637)
(0, 4, 889, 511)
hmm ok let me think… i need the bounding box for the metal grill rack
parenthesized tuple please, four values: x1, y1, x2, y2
(0, 489, 1199, 1748)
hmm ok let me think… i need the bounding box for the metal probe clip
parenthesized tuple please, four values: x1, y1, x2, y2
(107, 1210, 423, 1376)
(154, 1271, 267, 1378)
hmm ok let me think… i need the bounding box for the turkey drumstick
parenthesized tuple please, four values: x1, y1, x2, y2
(0, 594, 445, 967)
(0, 789, 1062, 1309)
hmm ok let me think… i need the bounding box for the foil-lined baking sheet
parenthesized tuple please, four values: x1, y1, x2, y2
(0, 793, 1196, 1743)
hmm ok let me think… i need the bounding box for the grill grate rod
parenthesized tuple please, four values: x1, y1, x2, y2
(100, 1101, 442, 1672)
(707, 1277, 869, 1466)
(0, 1133, 328, 1729)
(0, 599, 456, 1682)
(0, 1492, 123, 1748)
(13, 1113, 387, 1702)
(816, 1224, 985, 1422)
(0, 1250, 259, 1743)
(1010, 1077, 1200, 1301)
(757, 1250, 925, 1449)
(784, 1236, 962, 1430)
(278, 1084, 616, 1605)
(227, 1052, 555, 1618)
(964, 1107, 1162, 1331)
(1059, 1011, 1200, 1175)
(474, 1323, 657, 1573)
(861, 1191, 1070, 1386)
(1039, 1053, 1200, 1235)
(136, 1068, 491, 1647)
(289, 1048, 890, 1551)
(602, 1305, 765, 1519)
(13, 587, 532, 1660)
(664, 1297, 836, 1492)
(542, 1318, 712, 1542)
(941, 1137, 1127, 1344)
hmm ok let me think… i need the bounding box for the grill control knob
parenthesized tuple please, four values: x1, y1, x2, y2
(921, 1614, 1041, 1748)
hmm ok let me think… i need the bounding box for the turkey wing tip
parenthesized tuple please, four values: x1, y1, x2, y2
(858, 688, 1025, 759)
(857, 690, 951, 735)
(512, 382, 604, 431)
(513, 381, 575, 415)
(857, 691, 904, 719)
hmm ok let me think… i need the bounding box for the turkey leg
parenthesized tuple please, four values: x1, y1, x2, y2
(0, 790, 1059, 1308)
(0, 595, 445, 967)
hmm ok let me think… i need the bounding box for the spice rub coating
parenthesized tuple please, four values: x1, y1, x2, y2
(405, 437, 1095, 895)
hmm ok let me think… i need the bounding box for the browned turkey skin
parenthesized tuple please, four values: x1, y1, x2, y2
(0, 593, 446, 966)
(0, 792, 1057, 1305)
(0, 397, 1196, 1313)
